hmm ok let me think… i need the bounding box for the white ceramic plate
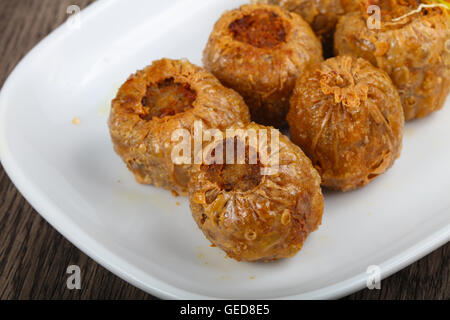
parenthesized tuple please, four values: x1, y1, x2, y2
(0, 0, 449, 300)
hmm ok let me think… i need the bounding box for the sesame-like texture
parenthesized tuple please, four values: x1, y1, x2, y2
(288, 56, 404, 191)
(203, 4, 323, 128)
(189, 122, 324, 261)
(108, 59, 250, 196)
(334, 0, 450, 120)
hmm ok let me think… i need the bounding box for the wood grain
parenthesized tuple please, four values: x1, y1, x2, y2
(0, 0, 448, 300)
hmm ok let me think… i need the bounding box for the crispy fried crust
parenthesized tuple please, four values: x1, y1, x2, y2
(340, 0, 361, 13)
(189, 122, 324, 261)
(288, 56, 404, 191)
(203, 4, 323, 128)
(334, 0, 450, 120)
(255, 0, 345, 38)
(108, 59, 250, 196)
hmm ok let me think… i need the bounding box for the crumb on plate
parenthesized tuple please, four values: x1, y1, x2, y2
(72, 116, 80, 125)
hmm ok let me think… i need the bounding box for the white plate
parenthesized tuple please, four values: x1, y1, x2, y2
(0, 0, 449, 300)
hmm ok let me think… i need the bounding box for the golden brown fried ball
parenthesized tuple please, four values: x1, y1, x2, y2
(109, 58, 250, 196)
(334, 0, 450, 120)
(203, 4, 323, 128)
(254, 0, 345, 39)
(189, 122, 324, 261)
(340, 0, 361, 12)
(287, 56, 404, 191)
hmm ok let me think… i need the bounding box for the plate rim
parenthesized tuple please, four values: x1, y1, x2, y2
(0, 0, 449, 300)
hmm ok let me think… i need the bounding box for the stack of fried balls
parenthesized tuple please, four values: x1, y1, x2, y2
(109, 0, 449, 262)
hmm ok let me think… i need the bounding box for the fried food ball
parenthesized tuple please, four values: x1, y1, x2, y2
(109, 58, 250, 196)
(203, 4, 323, 128)
(340, 0, 361, 12)
(189, 122, 324, 261)
(334, 0, 450, 120)
(254, 0, 345, 39)
(287, 56, 404, 191)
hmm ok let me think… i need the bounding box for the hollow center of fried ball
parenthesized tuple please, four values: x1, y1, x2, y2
(229, 9, 287, 49)
(202, 139, 263, 192)
(141, 78, 196, 119)
(207, 163, 262, 192)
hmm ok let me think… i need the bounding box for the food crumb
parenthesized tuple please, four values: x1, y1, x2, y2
(170, 190, 179, 197)
(176, 201, 181, 206)
(250, 276, 255, 280)
(72, 116, 80, 125)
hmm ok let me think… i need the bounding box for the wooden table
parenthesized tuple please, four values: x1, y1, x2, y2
(0, 0, 448, 300)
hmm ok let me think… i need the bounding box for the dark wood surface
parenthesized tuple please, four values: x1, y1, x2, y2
(0, 0, 448, 300)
